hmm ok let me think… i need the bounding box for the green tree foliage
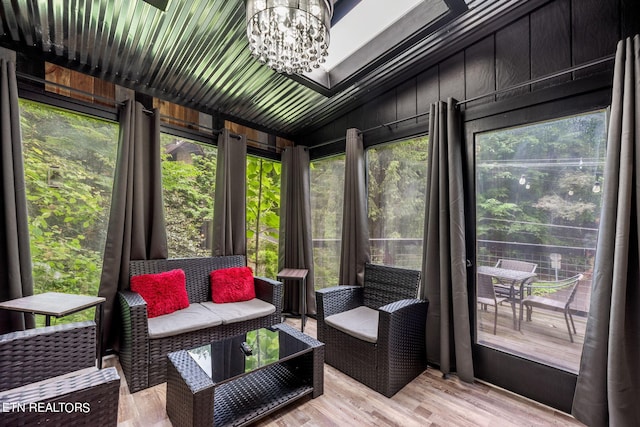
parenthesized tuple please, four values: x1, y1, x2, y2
(20, 99, 118, 324)
(161, 136, 217, 258)
(161, 140, 282, 277)
(476, 111, 607, 276)
(246, 156, 281, 278)
(366, 136, 429, 269)
(310, 155, 345, 288)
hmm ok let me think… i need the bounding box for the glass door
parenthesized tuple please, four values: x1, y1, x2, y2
(466, 102, 608, 412)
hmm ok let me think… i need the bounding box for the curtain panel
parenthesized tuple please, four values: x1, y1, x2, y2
(572, 35, 640, 427)
(278, 146, 315, 314)
(212, 129, 247, 256)
(98, 100, 167, 351)
(0, 55, 35, 333)
(339, 128, 370, 286)
(421, 99, 474, 382)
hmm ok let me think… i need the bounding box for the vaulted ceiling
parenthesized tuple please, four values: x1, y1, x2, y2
(1, 0, 527, 139)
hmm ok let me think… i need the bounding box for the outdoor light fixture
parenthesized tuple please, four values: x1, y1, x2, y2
(592, 179, 602, 193)
(519, 174, 526, 185)
(592, 173, 602, 193)
(245, 0, 333, 74)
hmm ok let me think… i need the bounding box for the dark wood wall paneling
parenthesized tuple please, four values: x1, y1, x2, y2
(495, 16, 530, 100)
(530, 0, 571, 90)
(306, 0, 636, 158)
(464, 36, 495, 108)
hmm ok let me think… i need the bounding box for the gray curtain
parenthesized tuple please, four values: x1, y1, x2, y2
(0, 55, 35, 333)
(213, 129, 247, 256)
(572, 35, 640, 427)
(339, 128, 370, 286)
(98, 100, 167, 350)
(278, 146, 315, 314)
(421, 99, 474, 382)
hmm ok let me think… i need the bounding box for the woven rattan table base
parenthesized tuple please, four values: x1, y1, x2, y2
(214, 363, 313, 426)
(166, 323, 324, 427)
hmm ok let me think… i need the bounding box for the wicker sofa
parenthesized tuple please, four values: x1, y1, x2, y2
(0, 321, 120, 426)
(118, 255, 283, 393)
(316, 263, 428, 397)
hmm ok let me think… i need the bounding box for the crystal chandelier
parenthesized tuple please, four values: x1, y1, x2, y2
(245, 0, 333, 75)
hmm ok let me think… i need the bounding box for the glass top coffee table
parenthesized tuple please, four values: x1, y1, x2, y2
(166, 323, 324, 427)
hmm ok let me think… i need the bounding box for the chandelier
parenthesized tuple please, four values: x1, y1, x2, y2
(245, 0, 333, 75)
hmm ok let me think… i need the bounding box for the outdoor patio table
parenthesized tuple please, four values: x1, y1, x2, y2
(477, 266, 537, 330)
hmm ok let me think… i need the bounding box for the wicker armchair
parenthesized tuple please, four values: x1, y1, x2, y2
(0, 321, 120, 426)
(119, 256, 283, 392)
(316, 263, 427, 397)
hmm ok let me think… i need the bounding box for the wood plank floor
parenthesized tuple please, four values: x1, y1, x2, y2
(109, 318, 585, 426)
(477, 304, 587, 373)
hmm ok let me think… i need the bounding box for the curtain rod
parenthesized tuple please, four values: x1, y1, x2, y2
(15, 71, 242, 140)
(311, 54, 615, 149)
(311, 110, 431, 149)
(457, 54, 615, 105)
(358, 111, 431, 135)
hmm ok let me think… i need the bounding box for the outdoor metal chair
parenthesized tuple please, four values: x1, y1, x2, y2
(493, 258, 538, 300)
(316, 263, 427, 397)
(477, 272, 512, 334)
(521, 274, 583, 342)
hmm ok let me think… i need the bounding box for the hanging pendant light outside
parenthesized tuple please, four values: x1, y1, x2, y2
(245, 0, 334, 75)
(592, 180, 601, 193)
(592, 173, 602, 193)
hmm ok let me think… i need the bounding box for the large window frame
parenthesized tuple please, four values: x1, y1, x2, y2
(246, 154, 281, 278)
(310, 153, 346, 289)
(16, 83, 284, 323)
(464, 87, 612, 413)
(18, 88, 119, 326)
(365, 135, 429, 270)
(160, 126, 218, 258)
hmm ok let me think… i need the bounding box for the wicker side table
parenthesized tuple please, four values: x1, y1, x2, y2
(0, 292, 106, 368)
(277, 268, 309, 332)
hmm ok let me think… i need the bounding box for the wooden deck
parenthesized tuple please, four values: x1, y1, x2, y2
(477, 304, 587, 374)
(110, 317, 584, 426)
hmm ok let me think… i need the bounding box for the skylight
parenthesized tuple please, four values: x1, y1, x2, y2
(296, 0, 468, 95)
(322, 0, 424, 71)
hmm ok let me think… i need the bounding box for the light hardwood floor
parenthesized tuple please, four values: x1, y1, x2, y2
(109, 318, 585, 426)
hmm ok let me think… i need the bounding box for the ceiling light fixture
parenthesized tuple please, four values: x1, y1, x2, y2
(245, 0, 333, 75)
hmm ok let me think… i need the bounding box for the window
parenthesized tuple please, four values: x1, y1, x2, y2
(21, 99, 118, 324)
(310, 154, 345, 289)
(161, 134, 217, 258)
(366, 136, 429, 269)
(475, 110, 607, 373)
(246, 155, 281, 278)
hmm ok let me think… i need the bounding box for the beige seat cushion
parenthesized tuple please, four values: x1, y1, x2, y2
(148, 303, 223, 339)
(325, 306, 379, 343)
(201, 299, 276, 325)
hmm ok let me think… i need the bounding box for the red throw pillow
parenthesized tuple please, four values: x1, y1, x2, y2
(210, 266, 255, 303)
(130, 269, 189, 318)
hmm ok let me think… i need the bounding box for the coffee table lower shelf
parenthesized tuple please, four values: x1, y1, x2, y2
(166, 324, 324, 427)
(213, 363, 313, 426)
